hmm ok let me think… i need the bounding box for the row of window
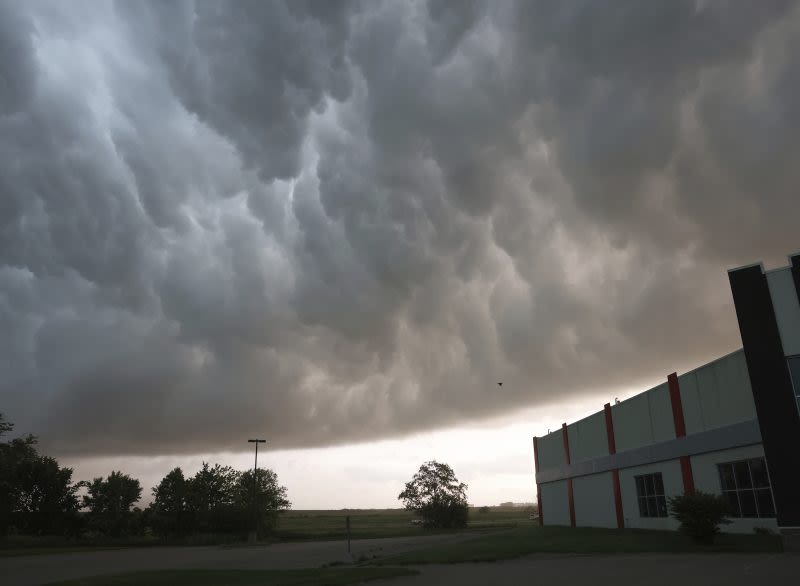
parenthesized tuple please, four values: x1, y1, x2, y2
(634, 457, 775, 519)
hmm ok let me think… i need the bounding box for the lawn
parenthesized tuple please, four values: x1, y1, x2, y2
(272, 506, 526, 541)
(0, 507, 531, 556)
(45, 568, 417, 586)
(372, 525, 784, 565)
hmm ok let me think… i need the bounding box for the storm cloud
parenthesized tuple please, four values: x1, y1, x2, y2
(1, 0, 798, 456)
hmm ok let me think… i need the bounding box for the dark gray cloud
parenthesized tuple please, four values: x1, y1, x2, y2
(1, 0, 798, 456)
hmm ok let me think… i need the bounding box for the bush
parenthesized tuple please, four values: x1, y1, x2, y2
(668, 491, 731, 544)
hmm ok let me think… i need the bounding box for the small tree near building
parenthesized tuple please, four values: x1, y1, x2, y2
(668, 491, 731, 544)
(398, 461, 468, 529)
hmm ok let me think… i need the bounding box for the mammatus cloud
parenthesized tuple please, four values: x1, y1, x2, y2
(1, 0, 798, 456)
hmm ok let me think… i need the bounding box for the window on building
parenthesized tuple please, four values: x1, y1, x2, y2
(718, 458, 775, 518)
(788, 356, 800, 416)
(634, 473, 667, 518)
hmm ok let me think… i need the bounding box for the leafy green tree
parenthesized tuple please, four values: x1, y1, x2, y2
(233, 468, 291, 536)
(150, 467, 188, 537)
(185, 463, 240, 534)
(399, 461, 469, 529)
(82, 471, 142, 536)
(0, 413, 81, 536)
(668, 491, 732, 544)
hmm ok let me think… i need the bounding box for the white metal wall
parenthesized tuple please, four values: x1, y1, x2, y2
(678, 350, 756, 435)
(612, 382, 674, 452)
(573, 472, 617, 528)
(540, 480, 570, 526)
(568, 411, 609, 463)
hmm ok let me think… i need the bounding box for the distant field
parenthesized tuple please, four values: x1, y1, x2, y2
(273, 507, 531, 541)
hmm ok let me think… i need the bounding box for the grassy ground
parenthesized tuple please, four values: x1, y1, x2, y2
(45, 568, 417, 586)
(0, 507, 531, 556)
(372, 525, 784, 565)
(272, 506, 526, 541)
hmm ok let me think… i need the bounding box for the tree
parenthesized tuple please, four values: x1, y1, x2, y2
(185, 462, 239, 534)
(399, 461, 468, 528)
(668, 491, 732, 544)
(233, 468, 291, 536)
(0, 413, 81, 536)
(150, 467, 188, 537)
(82, 471, 142, 537)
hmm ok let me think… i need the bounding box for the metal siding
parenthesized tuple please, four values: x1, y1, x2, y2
(540, 480, 570, 526)
(649, 383, 676, 443)
(691, 351, 756, 432)
(573, 472, 617, 528)
(612, 391, 654, 452)
(678, 370, 705, 435)
(537, 431, 566, 471)
(568, 411, 610, 463)
(767, 268, 800, 356)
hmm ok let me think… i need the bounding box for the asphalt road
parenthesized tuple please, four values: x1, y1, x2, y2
(3, 536, 798, 585)
(0, 533, 479, 586)
(381, 552, 800, 586)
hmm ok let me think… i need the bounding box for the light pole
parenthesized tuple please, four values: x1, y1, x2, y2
(248, 439, 266, 541)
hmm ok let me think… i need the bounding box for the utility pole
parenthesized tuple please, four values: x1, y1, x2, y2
(248, 439, 266, 542)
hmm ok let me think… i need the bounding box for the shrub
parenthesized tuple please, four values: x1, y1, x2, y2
(668, 491, 731, 544)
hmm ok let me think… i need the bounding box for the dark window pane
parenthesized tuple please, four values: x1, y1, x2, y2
(635, 476, 645, 498)
(756, 489, 775, 518)
(653, 473, 664, 496)
(645, 474, 655, 497)
(647, 496, 658, 517)
(656, 496, 667, 517)
(739, 490, 757, 518)
(719, 464, 735, 491)
(723, 491, 741, 517)
(638, 496, 648, 517)
(734, 462, 752, 489)
(749, 459, 769, 488)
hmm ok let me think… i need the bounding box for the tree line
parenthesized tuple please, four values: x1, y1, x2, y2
(0, 413, 290, 540)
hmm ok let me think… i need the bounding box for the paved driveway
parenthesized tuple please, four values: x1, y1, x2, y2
(381, 552, 800, 586)
(0, 533, 479, 586)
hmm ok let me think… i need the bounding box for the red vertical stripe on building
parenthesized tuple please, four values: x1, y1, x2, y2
(533, 437, 543, 526)
(567, 478, 576, 527)
(604, 403, 624, 528)
(669, 373, 695, 494)
(680, 456, 695, 494)
(611, 469, 624, 529)
(562, 424, 575, 526)
(667, 372, 687, 438)
(603, 403, 616, 454)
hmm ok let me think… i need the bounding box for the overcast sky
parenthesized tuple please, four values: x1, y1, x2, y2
(2, 0, 799, 508)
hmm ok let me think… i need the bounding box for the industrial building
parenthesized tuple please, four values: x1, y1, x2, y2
(533, 252, 800, 534)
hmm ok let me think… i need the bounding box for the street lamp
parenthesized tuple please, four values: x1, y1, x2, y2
(248, 439, 266, 541)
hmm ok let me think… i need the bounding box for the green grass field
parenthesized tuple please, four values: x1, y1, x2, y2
(45, 568, 417, 586)
(272, 506, 528, 541)
(372, 524, 784, 565)
(0, 507, 531, 556)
